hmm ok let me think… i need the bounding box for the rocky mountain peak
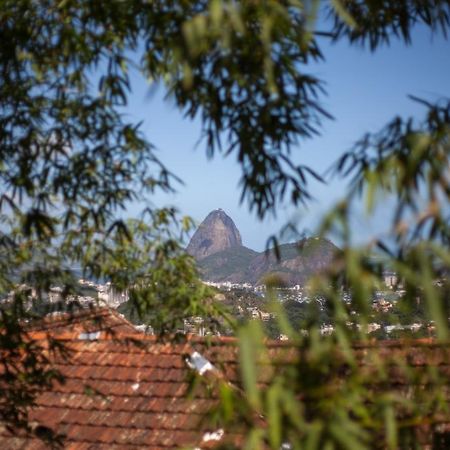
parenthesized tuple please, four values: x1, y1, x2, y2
(187, 209, 242, 260)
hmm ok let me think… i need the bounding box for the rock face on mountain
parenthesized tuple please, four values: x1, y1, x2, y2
(195, 237, 338, 285)
(186, 209, 242, 261)
(246, 238, 338, 286)
(188, 209, 339, 286)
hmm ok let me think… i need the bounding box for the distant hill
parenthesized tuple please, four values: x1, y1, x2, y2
(187, 210, 339, 286)
(197, 245, 258, 282)
(247, 238, 339, 286)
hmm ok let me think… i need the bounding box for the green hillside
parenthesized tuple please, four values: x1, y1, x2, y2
(275, 238, 338, 260)
(196, 237, 340, 286)
(197, 246, 258, 282)
(248, 237, 339, 285)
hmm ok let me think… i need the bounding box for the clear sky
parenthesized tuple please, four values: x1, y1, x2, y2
(124, 25, 450, 251)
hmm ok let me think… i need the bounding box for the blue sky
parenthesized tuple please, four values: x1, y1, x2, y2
(124, 25, 450, 251)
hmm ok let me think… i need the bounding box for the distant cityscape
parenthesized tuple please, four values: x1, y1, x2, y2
(2, 265, 437, 341)
(0, 210, 439, 340)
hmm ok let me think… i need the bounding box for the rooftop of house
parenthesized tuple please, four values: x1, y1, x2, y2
(25, 307, 142, 340)
(1, 339, 230, 449)
(0, 308, 449, 449)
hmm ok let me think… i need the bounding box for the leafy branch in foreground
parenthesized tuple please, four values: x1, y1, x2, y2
(333, 98, 450, 245)
(327, 0, 450, 49)
(207, 99, 450, 449)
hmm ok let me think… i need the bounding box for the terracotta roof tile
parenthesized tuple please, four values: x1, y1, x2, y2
(1, 309, 223, 449)
(1, 309, 449, 449)
(26, 307, 141, 340)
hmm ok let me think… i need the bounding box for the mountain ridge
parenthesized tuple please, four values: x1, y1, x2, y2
(187, 209, 338, 286)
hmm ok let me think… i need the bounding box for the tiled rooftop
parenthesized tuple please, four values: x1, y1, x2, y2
(26, 307, 141, 339)
(1, 338, 227, 449)
(0, 309, 449, 449)
(0, 308, 238, 449)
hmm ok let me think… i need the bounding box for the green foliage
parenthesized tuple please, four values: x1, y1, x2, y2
(115, 237, 224, 334)
(327, 1, 450, 49)
(153, 0, 329, 217)
(208, 3, 450, 449)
